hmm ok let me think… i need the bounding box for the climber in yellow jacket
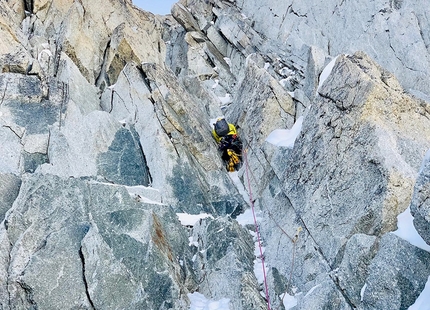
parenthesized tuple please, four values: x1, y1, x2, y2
(212, 118, 242, 171)
(212, 122, 237, 143)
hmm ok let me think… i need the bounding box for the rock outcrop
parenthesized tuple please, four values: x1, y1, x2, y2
(410, 152, 430, 245)
(1, 0, 430, 309)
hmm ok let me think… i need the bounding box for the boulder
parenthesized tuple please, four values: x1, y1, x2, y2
(361, 234, 430, 309)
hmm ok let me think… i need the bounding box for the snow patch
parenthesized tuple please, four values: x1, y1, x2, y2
(176, 213, 213, 227)
(212, 79, 220, 89)
(304, 284, 321, 297)
(317, 56, 339, 92)
(279, 67, 295, 76)
(125, 185, 162, 204)
(188, 292, 230, 310)
(218, 93, 232, 105)
(280, 292, 298, 310)
(392, 207, 430, 252)
(279, 78, 292, 88)
(236, 208, 255, 226)
(253, 258, 267, 284)
(266, 116, 303, 148)
(360, 283, 367, 301)
(223, 57, 232, 67)
(188, 236, 198, 247)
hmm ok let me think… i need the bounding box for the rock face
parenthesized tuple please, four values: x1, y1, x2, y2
(410, 152, 430, 245)
(1, 0, 430, 309)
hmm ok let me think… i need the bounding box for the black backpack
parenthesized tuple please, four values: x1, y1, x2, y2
(214, 118, 229, 137)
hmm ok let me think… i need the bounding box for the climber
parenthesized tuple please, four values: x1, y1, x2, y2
(212, 117, 243, 172)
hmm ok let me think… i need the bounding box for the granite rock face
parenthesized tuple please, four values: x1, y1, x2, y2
(1, 0, 430, 309)
(0, 174, 196, 309)
(259, 52, 430, 309)
(410, 152, 430, 245)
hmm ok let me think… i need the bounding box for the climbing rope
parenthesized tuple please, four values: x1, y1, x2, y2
(243, 149, 271, 310)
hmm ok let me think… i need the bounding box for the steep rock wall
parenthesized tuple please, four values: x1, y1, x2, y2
(0, 0, 430, 309)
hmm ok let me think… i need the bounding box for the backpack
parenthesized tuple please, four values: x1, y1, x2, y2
(214, 118, 229, 137)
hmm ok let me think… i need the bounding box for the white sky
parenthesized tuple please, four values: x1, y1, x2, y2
(132, 0, 177, 15)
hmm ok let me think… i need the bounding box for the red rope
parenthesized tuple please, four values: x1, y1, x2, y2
(243, 149, 271, 310)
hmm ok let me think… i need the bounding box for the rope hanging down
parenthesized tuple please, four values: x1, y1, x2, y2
(243, 149, 271, 310)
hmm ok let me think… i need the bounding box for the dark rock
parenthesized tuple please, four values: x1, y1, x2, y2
(97, 126, 151, 186)
(410, 152, 430, 245)
(0, 173, 21, 222)
(1, 174, 197, 309)
(362, 233, 430, 309)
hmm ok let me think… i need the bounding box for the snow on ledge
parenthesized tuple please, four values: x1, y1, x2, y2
(176, 213, 213, 227)
(392, 207, 430, 252)
(317, 55, 340, 92)
(280, 292, 298, 310)
(266, 116, 303, 148)
(188, 292, 230, 310)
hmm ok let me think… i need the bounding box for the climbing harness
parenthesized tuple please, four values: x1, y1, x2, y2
(243, 149, 271, 310)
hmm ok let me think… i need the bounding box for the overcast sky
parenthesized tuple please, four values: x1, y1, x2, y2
(133, 0, 178, 15)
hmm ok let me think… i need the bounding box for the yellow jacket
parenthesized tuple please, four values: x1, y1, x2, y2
(212, 123, 237, 143)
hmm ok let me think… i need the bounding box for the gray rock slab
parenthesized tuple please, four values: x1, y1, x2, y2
(284, 52, 430, 267)
(0, 126, 22, 175)
(410, 151, 430, 245)
(1, 174, 197, 309)
(361, 233, 430, 310)
(332, 234, 378, 306)
(191, 216, 267, 310)
(0, 173, 21, 222)
(236, 0, 430, 98)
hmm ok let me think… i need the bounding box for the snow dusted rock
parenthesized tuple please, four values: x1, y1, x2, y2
(273, 52, 430, 308)
(285, 52, 430, 260)
(0, 174, 196, 309)
(190, 216, 267, 310)
(38, 106, 151, 186)
(100, 61, 247, 215)
(236, 0, 430, 99)
(361, 233, 430, 310)
(410, 151, 430, 245)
